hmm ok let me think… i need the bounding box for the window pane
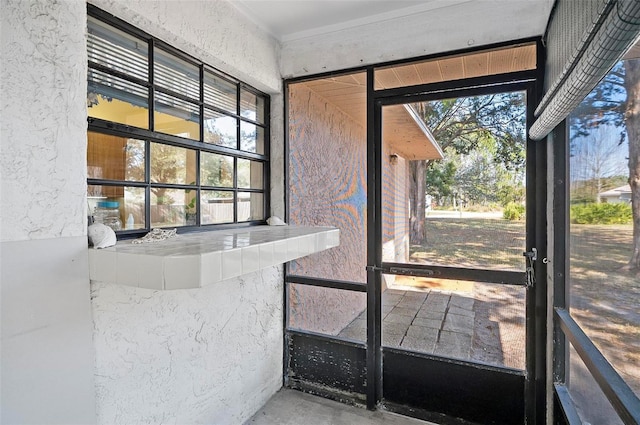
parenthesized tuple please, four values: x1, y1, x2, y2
(204, 72, 237, 113)
(151, 188, 193, 227)
(154, 91, 200, 139)
(204, 109, 237, 148)
(154, 49, 199, 100)
(237, 192, 263, 222)
(123, 186, 147, 230)
(240, 121, 265, 154)
(88, 185, 146, 230)
(150, 143, 196, 185)
(87, 132, 145, 182)
(88, 69, 149, 128)
(87, 17, 148, 81)
(88, 185, 124, 230)
(200, 152, 234, 188)
(237, 159, 263, 189)
(201, 190, 234, 224)
(240, 88, 266, 123)
(288, 283, 366, 341)
(568, 58, 639, 398)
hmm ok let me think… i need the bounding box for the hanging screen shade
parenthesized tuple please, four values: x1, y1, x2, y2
(530, 0, 640, 140)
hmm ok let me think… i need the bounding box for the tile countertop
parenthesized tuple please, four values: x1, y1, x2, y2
(88, 226, 339, 290)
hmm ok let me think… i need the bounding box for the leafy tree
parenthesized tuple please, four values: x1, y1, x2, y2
(497, 174, 525, 207)
(425, 156, 456, 203)
(409, 92, 526, 243)
(201, 153, 233, 187)
(456, 142, 524, 207)
(148, 144, 195, 206)
(570, 58, 640, 272)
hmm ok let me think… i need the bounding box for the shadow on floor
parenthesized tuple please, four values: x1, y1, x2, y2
(246, 388, 436, 425)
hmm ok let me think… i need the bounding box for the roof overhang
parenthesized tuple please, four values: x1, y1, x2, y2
(599, 184, 632, 197)
(298, 74, 443, 161)
(383, 104, 443, 160)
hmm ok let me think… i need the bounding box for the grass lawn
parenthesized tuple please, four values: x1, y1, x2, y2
(411, 218, 526, 271)
(408, 218, 639, 395)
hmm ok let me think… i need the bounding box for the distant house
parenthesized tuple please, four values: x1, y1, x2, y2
(599, 184, 632, 204)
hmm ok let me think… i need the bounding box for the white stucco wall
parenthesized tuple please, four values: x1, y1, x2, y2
(92, 267, 284, 424)
(1, 0, 96, 423)
(280, 0, 551, 78)
(1, 0, 88, 242)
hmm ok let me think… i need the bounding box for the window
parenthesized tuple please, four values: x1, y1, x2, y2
(86, 6, 269, 234)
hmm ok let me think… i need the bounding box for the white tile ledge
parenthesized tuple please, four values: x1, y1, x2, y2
(88, 226, 339, 290)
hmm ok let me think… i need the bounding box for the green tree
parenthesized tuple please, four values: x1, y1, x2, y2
(425, 157, 456, 203)
(409, 92, 526, 243)
(149, 144, 195, 206)
(497, 178, 525, 207)
(455, 148, 501, 205)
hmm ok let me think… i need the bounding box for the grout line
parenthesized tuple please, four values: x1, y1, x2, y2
(436, 295, 452, 344)
(398, 290, 429, 347)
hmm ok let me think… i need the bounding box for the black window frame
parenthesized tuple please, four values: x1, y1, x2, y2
(86, 4, 270, 236)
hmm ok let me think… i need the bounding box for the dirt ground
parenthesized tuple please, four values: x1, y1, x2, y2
(568, 224, 640, 423)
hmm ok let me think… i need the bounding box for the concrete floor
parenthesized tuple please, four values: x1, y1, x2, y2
(246, 389, 436, 425)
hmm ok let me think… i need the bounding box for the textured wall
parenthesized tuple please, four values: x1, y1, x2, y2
(288, 84, 367, 283)
(270, 93, 286, 218)
(288, 82, 367, 335)
(0, 1, 96, 423)
(280, 1, 551, 78)
(92, 266, 284, 424)
(1, 0, 88, 242)
(90, 0, 281, 94)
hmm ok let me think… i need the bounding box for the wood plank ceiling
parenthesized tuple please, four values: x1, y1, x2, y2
(298, 43, 537, 160)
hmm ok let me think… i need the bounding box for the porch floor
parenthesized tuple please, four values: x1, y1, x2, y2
(338, 283, 526, 368)
(246, 388, 435, 425)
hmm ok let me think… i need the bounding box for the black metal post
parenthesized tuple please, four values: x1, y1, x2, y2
(366, 67, 382, 410)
